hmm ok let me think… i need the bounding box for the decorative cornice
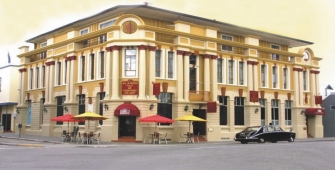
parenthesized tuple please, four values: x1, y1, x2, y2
(111, 45, 121, 51)
(204, 54, 210, 59)
(18, 68, 27, 72)
(148, 46, 156, 51)
(69, 56, 76, 61)
(106, 47, 111, 52)
(184, 51, 191, 56)
(310, 70, 320, 74)
(293, 67, 303, 72)
(211, 55, 218, 60)
(247, 61, 259, 65)
(138, 45, 146, 50)
(177, 50, 184, 55)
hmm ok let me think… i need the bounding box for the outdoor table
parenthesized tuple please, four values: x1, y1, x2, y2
(149, 132, 160, 144)
(83, 132, 95, 144)
(184, 133, 194, 143)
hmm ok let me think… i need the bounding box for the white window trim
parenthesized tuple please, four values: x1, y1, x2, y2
(122, 48, 138, 78)
(165, 50, 176, 80)
(35, 67, 39, 89)
(40, 41, 47, 48)
(303, 70, 309, 92)
(155, 49, 165, 79)
(221, 34, 234, 52)
(97, 50, 105, 80)
(41, 66, 45, 88)
(78, 55, 86, 82)
(99, 18, 117, 30)
(272, 66, 279, 89)
(79, 27, 90, 35)
(217, 58, 226, 84)
(55, 61, 62, 86)
(283, 67, 290, 90)
(238, 60, 247, 86)
(88, 52, 96, 81)
(270, 44, 280, 50)
(227, 59, 236, 85)
(260, 64, 268, 88)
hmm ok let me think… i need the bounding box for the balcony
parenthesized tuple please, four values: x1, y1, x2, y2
(28, 51, 47, 62)
(78, 34, 107, 49)
(155, 33, 175, 44)
(258, 51, 290, 62)
(217, 44, 246, 55)
(189, 91, 211, 102)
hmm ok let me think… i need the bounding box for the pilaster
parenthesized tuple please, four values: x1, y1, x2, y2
(183, 51, 191, 102)
(138, 45, 146, 99)
(211, 55, 218, 101)
(176, 50, 184, 101)
(148, 46, 156, 99)
(111, 46, 120, 99)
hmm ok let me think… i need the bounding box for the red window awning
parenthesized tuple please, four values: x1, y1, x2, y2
(114, 103, 140, 117)
(304, 108, 325, 116)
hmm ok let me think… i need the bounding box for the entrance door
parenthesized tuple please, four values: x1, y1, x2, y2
(193, 109, 206, 136)
(119, 116, 136, 137)
(2, 114, 11, 131)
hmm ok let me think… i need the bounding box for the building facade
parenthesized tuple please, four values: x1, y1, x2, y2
(0, 65, 20, 132)
(16, 5, 324, 142)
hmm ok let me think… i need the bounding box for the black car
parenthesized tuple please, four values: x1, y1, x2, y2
(234, 125, 295, 144)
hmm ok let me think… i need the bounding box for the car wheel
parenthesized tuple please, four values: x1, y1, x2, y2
(288, 136, 294, 142)
(258, 138, 265, 143)
(240, 141, 248, 144)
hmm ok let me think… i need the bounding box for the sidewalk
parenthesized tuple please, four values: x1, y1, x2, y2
(1, 132, 334, 147)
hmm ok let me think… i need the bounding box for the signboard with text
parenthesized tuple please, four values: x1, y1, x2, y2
(249, 91, 259, 103)
(153, 83, 160, 95)
(122, 80, 139, 95)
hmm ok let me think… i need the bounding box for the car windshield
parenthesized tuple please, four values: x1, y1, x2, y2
(243, 126, 260, 131)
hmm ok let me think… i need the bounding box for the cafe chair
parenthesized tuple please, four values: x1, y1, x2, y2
(153, 132, 160, 144)
(159, 133, 168, 144)
(77, 132, 83, 144)
(61, 130, 67, 142)
(143, 134, 152, 144)
(81, 133, 88, 144)
(92, 133, 101, 145)
(179, 132, 188, 143)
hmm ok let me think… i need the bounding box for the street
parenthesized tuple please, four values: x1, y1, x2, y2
(0, 140, 334, 170)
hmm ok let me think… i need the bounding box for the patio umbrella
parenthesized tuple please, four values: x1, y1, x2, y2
(175, 114, 206, 132)
(139, 114, 174, 132)
(72, 112, 108, 132)
(51, 114, 84, 132)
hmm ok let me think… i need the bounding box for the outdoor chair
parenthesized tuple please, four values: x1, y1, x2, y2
(153, 132, 160, 144)
(143, 134, 152, 144)
(77, 132, 83, 144)
(81, 133, 89, 144)
(61, 130, 67, 142)
(92, 133, 101, 145)
(179, 132, 188, 143)
(159, 133, 168, 144)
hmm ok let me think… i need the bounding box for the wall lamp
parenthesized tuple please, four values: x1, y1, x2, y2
(43, 107, 47, 113)
(301, 110, 305, 115)
(63, 106, 68, 113)
(255, 108, 259, 114)
(149, 103, 154, 110)
(104, 103, 109, 111)
(184, 105, 189, 112)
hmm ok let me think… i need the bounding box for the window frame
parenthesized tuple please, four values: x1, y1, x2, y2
(97, 51, 105, 79)
(271, 99, 279, 125)
(234, 97, 245, 125)
(166, 50, 175, 79)
(79, 55, 86, 82)
(155, 50, 162, 78)
(283, 67, 290, 89)
(261, 64, 268, 87)
(221, 34, 233, 52)
(40, 41, 47, 48)
(272, 66, 278, 89)
(89, 52, 95, 80)
(271, 44, 280, 60)
(79, 27, 89, 35)
(259, 99, 266, 126)
(228, 59, 235, 84)
(124, 49, 138, 78)
(303, 70, 309, 91)
(285, 100, 292, 125)
(238, 61, 246, 86)
(99, 19, 116, 29)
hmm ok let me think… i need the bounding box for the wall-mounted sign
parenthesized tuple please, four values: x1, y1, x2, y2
(120, 109, 130, 115)
(207, 102, 217, 113)
(122, 80, 139, 95)
(315, 96, 322, 105)
(153, 83, 160, 95)
(250, 91, 259, 102)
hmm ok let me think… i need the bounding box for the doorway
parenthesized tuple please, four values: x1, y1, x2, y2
(119, 116, 136, 137)
(193, 109, 206, 136)
(2, 114, 11, 131)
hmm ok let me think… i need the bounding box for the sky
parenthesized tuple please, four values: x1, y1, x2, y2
(0, 0, 334, 95)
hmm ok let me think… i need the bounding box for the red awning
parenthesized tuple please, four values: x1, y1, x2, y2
(114, 103, 140, 117)
(304, 108, 325, 116)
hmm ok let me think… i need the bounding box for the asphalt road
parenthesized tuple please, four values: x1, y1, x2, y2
(0, 141, 334, 170)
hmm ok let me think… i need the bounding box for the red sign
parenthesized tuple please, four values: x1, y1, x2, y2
(315, 96, 322, 105)
(153, 83, 160, 95)
(207, 102, 217, 113)
(249, 91, 259, 102)
(122, 80, 139, 95)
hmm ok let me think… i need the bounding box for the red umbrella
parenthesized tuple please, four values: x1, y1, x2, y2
(51, 114, 84, 132)
(139, 114, 174, 132)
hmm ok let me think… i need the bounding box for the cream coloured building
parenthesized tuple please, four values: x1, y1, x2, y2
(15, 5, 324, 142)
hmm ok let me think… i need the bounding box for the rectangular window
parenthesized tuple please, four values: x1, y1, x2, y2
(303, 70, 308, 91)
(42, 66, 45, 87)
(125, 49, 137, 77)
(228, 60, 234, 84)
(234, 97, 244, 125)
(40, 51, 47, 59)
(80, 28, 89, 35)
(221, 34, 233, 52)
(99, 92, 105, 125)
(271, 44, 280, 60)
(27, 100, 31, 125)
(261, 64, 266, 87)
(90, 53, 95, 80)
(271, 99, 279, 125)
(283, 67, 288, 89)
(57, 62, 61, 85)
(157, 93, 173, 126)
(239, 61, 244, 85)
(29, 68, 33, 89)
(219, 96, 228, 125)
(100, 51, 105, 79)
(259, 99, 266, 126)
(285, 100, 292, 125)
(78, 94, 85, 125)
(99, 19, 116, 29)
(36, 67, 39, 89)
(167, 51, 174, 79)
(64, 60, 67, 84)
(81, 56, 85, 81)
(189, 54, 197, 91)
(272, 66, 277, 88)
(98, 34, 107, 44)
(217, 58, 223, 83)
(40, 42, 47, 48)
(56, 96, 65, 125)
(155, 50, 161, 77)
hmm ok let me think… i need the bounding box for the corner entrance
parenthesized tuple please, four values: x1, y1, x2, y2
(119, 116, 136, 137)
(193, 109, 206, 136)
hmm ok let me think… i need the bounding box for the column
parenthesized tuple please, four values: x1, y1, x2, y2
(204, 54, 210, 91)
(65, 57, 71, 102)
(211, 55, 218, 101)
(18, 68, 27, 106)
(44, 63, 50, 104)
(246, 61, 254, 92)
(293, 68, 301, 106)
(183, 51, 190, 102)
(111, 46, 120, 99)
(48, 61, 55, 104)
(314, 71, 320, 95)
(148, 46, 156, 99)
(176, 50, 184, 101)
(138, 45, 146, 99)
(253, 62, 259, 91)
(104, 47, 112, 99)
(69, 56, 77, 103)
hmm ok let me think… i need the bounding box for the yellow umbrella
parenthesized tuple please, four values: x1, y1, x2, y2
(73, 112, 108, 131)
(175, 114, 206, 132)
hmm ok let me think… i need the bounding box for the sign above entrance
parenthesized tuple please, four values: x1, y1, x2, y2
(122, 80, 139, 95)
(120, 109, 130, 115)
